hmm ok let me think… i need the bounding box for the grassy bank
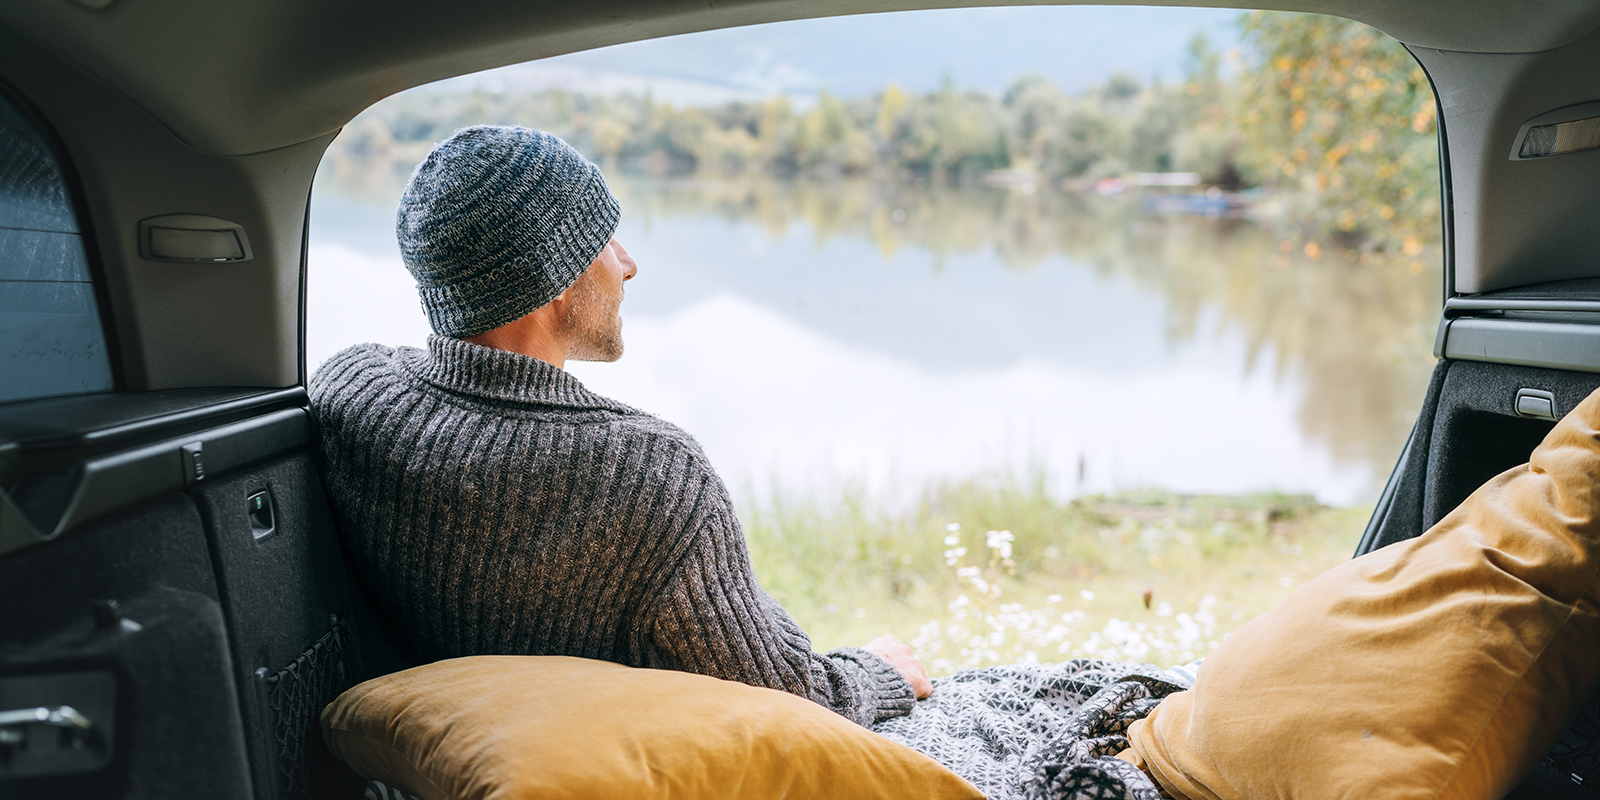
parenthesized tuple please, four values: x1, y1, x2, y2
(741, 474, 1365, 675)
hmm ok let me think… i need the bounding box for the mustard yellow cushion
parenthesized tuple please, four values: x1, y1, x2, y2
(1127, 386, 1600, 800)
(321, 655, 982, 800)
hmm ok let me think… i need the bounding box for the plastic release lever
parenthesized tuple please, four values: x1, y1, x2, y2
(1515, 388, 1558, 421)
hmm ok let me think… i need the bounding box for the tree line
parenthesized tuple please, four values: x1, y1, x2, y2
(326, 11, 1440, 258)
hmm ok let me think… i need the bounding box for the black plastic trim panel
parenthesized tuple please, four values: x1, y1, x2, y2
(0, 387, 303, 452)
(1, 405, 311, 558)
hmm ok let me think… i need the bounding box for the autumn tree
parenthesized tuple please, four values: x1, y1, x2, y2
(1236, 11, 1440, 261)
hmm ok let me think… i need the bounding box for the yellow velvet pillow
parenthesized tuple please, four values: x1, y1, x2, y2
(1126, 386, 1600, 800)
(321, 655, 982, 800)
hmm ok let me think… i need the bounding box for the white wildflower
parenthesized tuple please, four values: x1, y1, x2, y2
(985, 530, 1015, 560)
(943, 546, 967, 566)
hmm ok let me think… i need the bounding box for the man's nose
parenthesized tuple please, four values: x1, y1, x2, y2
(616, 243, 638, 281)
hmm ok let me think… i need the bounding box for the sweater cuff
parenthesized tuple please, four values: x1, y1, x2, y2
(830, 646, 918, 724)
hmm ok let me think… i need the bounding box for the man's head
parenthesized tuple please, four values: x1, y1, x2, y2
(396, 125, 620, 339)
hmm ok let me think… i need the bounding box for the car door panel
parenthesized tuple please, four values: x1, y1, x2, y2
(2, 396, 415, 800)
(0, 491, 252, 799)
(192, 451, 411, 800)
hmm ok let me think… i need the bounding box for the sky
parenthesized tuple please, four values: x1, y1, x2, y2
(430, 6, 1244, 105)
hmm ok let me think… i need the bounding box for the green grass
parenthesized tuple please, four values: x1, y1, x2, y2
(740, 472, 1365, 674)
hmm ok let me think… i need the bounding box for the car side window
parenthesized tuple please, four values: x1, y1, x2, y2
(0, 87, 113, 404)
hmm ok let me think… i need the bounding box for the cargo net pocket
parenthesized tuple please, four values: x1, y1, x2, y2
(265, 616, 353, 799)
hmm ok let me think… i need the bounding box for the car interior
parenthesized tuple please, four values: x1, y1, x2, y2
(5, 0, 1600, 798)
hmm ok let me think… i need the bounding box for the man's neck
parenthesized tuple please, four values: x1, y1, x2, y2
(461, 308, 567, 369)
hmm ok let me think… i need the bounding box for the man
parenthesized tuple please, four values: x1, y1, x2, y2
(310, 125, 930, 729)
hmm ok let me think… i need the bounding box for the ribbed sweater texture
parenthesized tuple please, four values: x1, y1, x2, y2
(309, 336, 916, 727)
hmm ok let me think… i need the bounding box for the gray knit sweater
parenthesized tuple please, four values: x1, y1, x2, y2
(309, 336, 916, 727)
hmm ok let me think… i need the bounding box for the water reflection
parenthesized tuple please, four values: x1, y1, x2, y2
(307, 172, 1440, 506)
(610, 178, 1440, 472)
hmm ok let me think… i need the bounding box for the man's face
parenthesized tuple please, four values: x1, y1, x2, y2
(561, 238, 637, 362)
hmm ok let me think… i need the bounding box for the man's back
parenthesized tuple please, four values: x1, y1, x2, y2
(311, 335, 916, 726)
(313, 336, 708, 659)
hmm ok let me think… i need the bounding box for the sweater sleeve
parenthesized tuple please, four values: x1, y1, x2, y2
(642, 504, 917, 727)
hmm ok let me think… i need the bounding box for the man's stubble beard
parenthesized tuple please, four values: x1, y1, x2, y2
(561, 266, 625, 362)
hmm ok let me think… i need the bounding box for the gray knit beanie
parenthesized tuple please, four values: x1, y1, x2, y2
(396, 125, 621, 338)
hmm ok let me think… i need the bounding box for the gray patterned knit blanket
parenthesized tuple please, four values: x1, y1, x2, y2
(363, 658, 1188, 800)
(874, 659, 1187, 799)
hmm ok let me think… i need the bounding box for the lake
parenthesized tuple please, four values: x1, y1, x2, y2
(307, 174, 1440, 508)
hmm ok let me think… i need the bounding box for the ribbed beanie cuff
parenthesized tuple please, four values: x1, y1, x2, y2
(397, 126, 621, 338)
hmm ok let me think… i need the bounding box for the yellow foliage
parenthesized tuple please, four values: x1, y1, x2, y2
(1238, 10, 1441, 256)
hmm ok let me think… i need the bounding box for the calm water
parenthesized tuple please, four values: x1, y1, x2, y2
(307, 176, 1440, 507)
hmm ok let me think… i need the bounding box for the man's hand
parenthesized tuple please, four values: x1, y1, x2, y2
(863, 635, 932, 699)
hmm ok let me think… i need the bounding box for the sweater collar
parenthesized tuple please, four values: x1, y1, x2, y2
(403, 335, 631, 411)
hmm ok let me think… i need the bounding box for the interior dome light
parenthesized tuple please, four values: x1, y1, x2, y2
(1519, 117, 1600, 158)
(137, 214, 253, 263)
(1511, 101, 1600, 160)
(148, 227, 245, 261)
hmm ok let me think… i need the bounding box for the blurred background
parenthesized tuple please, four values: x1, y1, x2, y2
(307, 7, 1443, 670)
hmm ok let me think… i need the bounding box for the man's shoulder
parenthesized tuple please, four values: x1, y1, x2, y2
(310, 342, 401, 382)
(605, 406, 710, 458)
(309, 343, 409, 402)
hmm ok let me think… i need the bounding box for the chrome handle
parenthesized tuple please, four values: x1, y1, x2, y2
(0, 705, 95, 746)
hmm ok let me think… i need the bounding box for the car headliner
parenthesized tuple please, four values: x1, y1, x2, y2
(4, 0, 1600, 157)
(1, 0, 1598, 393)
